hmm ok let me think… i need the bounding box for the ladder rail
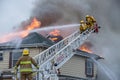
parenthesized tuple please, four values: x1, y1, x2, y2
(33, 29, 81, 80)
(34, 29, 80, 65)
(54, 29, 95, 69)
(35, 28, 94, 68)
(34, 27, 96, 80)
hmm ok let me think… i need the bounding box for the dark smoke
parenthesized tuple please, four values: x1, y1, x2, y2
(30, 0, 120, 80)
(32, 0, 87, 26)
(87, 0, 120, 80)
(32, 2, 62, 27)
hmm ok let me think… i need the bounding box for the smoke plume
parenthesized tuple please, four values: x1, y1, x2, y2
(32, 0, 88, 26)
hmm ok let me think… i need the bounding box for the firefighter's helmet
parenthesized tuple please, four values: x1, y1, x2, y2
(86, 15, 91, 18)
(80, 20, 84, 24)
(23, 48, 29, 56)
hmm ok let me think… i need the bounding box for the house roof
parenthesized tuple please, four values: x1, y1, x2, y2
(21, 32, 54, 46)
(0, 32, 54, 50)
(74, 49, 103, 60)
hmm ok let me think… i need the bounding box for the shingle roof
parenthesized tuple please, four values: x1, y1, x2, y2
(21, 32, 54, 46)
(0, 32, 54, 50)
(74, 49, 103, 60)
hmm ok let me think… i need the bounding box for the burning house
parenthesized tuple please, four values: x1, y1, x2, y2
(0, 3, 102, 79)
(0, 17, 102, 80)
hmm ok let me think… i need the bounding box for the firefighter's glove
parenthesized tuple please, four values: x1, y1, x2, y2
(14, 66, 17, 74)
(14, 66, 17, 69)
(14, 69, 17, 75)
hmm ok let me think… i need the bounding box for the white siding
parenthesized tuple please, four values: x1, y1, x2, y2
(29, 47, 45, 57)
(0, 51, 9, 69)
(60, 55, 97, 79)
(29, 48, 42, 57)
(60, 55, 86, 78)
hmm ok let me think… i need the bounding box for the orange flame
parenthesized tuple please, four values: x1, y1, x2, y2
(50, 38, 58, 41)
(49, 29, 61, 41)
(0, 17, 41, 43)
(80, 44, 92, 53)
(49, 29, 60, 36)
(20, 17, 41, 37)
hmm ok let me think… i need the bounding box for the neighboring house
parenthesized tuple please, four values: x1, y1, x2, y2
(0, 32, 54, 80)
(58, 49, 102, 80)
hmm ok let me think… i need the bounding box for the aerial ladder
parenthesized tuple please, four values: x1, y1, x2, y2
(33, 24, 97, 80)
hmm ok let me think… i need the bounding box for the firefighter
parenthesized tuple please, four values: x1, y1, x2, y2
(79, 20, 88, 33)
(14, 48, 39, 80)
(86, 15, 100, 33)
(85, 15, 96, 29)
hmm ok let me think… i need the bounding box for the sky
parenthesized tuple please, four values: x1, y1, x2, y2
(0, 0, 34, 35)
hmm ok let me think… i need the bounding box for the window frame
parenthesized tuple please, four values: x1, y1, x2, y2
(85, 58, 94, 77)
(0, 52, 3, 61)
(9, 50, 22, 68)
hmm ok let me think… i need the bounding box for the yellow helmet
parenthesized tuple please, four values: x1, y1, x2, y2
(86, 15, 91, 18)
(80, 20, 84, 23)
(23, 48, 29, 56)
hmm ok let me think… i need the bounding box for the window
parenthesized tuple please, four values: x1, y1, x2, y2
(9, 50, 22, 68)
(12, 52, 22, 67)
(85, 58, 94, 77)
(0, 53, 3, 61)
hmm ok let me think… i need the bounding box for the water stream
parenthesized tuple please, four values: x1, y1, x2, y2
(2, 23, 80, 48)
(91, 57, 117, 80)
(30, 24, 80, 32)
